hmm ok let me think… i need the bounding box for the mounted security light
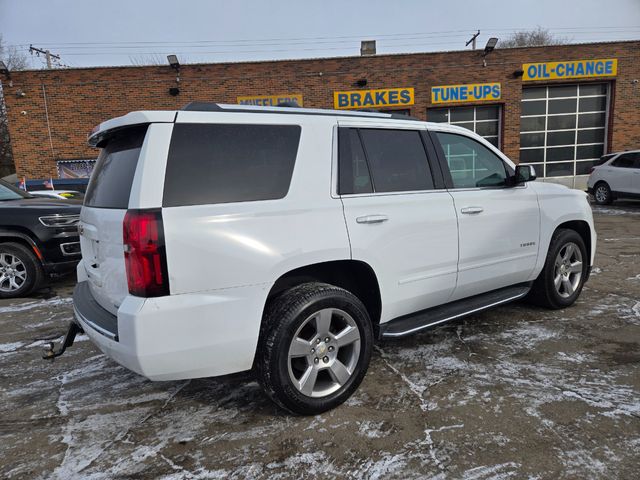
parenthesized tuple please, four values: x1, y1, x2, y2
(167, 54, 180, 70)
(483, 38, 498, 55)
(482, 37, 499, 67)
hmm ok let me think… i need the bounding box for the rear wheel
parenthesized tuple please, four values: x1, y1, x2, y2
(593, 181, 613, 205)
(256, 282, 373, 415)
(528, 229, 587, 309)
(0, 242, 44, 299)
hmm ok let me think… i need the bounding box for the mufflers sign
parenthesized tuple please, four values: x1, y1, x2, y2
(237, 94, 304, 106)
(334, 87, 414, 110)
(431, 83, 501, 104)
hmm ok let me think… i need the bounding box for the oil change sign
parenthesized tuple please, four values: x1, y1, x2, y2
(522, 59, 617, 81)
(237, 94, 304, 106)
(334, 87, 414, 110)
(431, 82, 501, 104)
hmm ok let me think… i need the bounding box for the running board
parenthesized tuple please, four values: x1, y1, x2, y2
(380, 283, 532, 339)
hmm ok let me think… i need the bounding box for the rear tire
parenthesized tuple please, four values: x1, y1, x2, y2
(256, 282, 373, 415)
(527, 229, 587, 309)
(0, 242, 44, 299)
(593, 181, 613, 205)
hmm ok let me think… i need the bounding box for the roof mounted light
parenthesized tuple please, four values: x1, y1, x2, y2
(167, 54, 180, 70)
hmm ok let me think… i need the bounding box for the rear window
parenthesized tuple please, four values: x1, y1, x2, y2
(84, 126, 148, 209)
(163, 124, 301, 207)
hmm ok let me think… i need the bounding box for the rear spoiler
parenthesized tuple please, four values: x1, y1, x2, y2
(88, 111, 177, 147)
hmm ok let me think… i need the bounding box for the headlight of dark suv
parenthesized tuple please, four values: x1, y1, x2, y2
(38, 214, 80, 228)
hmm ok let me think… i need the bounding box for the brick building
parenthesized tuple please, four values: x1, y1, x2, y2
(2, 40, 639, 189)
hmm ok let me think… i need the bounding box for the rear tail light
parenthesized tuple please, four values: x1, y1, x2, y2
(588, 167, 595, 174)
(123, 209, 170, 297)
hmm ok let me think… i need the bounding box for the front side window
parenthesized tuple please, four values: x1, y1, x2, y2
(163, 124, 301, 207)
(436, 132, 509, 188)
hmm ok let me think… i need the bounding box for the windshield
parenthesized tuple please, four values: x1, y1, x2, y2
(0, 180, 30, 201)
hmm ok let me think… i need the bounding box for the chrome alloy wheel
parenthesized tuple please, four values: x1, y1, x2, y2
(287, 308, 361, 398)
(554, 242, 583, 298)
(0, 253, 27, 293)
(595, 185, 609, 203)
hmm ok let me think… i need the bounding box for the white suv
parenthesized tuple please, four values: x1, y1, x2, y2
(587, 150, 640, 204)
(61, 103, 596, 414)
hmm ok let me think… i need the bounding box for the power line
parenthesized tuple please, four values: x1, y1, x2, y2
(7, 25, 640, 49)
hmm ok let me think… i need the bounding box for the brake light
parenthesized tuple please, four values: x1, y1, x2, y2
(588, 167, 595, 174)
(123, 209, 170, 297)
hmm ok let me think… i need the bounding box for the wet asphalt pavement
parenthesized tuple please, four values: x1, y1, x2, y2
(1, 203, 639, 479)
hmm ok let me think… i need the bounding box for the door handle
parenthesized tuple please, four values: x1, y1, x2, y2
(356, 215, 389, 224)
(460, 206, 484, 215)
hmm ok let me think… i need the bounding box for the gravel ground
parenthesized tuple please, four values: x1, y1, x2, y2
(1, 203, 639, 480)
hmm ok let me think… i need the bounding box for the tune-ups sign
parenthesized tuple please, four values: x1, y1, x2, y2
(522, 59, 617, 81)
(431, 83, 501, 104)
(334, 87, 414, 110)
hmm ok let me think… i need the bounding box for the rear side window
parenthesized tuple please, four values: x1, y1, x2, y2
(338, 128, 434, 194)
(163, 124, 301, 207)
(612, 153, 639, 169)
(360, 129, 434, 193)
(338, 129, 373, 195)
(85, 126, 148, 209)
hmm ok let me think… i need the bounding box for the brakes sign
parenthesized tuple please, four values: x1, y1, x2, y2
(334, 87, 414, 110)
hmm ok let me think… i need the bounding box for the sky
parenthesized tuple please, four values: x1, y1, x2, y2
(1, 0, 639, 69)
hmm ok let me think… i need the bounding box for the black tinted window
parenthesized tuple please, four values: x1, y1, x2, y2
(358, 129, 433, 193)
(164, 124, 301, 207)
(612, 154, 636, 169)
(338, 128, 373, 195)
(85, 126, 147, 209)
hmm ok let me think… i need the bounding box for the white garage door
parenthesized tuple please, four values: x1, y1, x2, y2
(519, 83, 609, 188)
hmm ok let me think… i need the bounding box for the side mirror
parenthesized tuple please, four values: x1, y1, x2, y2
(514, 164, 537, 183)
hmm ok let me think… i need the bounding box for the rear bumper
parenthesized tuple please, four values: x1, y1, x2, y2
(43, 259, 80, 275)
(73, 280, 271, 381)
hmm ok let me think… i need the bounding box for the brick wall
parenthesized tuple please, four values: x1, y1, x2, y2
(2, 40, 639, 178)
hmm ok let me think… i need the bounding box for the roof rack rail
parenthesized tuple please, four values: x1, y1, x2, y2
(180, 102, 420, 121)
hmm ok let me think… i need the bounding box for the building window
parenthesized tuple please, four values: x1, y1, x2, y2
(428, 105, 501, 148)
(519, 83, 608, 179)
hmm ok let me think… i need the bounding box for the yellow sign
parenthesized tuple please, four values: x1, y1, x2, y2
(237, 94, 303, 107)
(431, 83, 501, 104)
(333, 87, 414, 110)
(522, 59, 617, 81)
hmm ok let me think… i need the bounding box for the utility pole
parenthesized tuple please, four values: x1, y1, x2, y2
(466, 30, 481, 50)
(29, 45, 61, 69)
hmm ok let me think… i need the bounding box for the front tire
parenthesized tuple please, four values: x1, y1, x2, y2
(0, 242, 44, 299)
(256, 282, 373, 415)
(593, 181, 613, 205)
(528, 229, 588, 309)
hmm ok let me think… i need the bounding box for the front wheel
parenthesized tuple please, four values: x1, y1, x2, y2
(593, 182, 613, 205)
(256, 282, 373, 415)
(0, 242, 44, 299)
(527, 229, 588, 309)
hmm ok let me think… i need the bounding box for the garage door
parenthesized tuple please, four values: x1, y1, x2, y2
(428, 105, 501, 148)
(519, 84, 608, 187)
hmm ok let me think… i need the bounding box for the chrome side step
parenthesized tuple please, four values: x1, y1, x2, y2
(380, 283, 531, 339)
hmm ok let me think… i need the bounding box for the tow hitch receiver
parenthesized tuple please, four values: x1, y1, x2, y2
(42, 322, 84, 360)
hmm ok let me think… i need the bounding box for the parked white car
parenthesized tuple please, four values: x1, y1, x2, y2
(54, 104, 596, 414)
(29, 190, 84, 201)
(587, 150, 640, 204)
